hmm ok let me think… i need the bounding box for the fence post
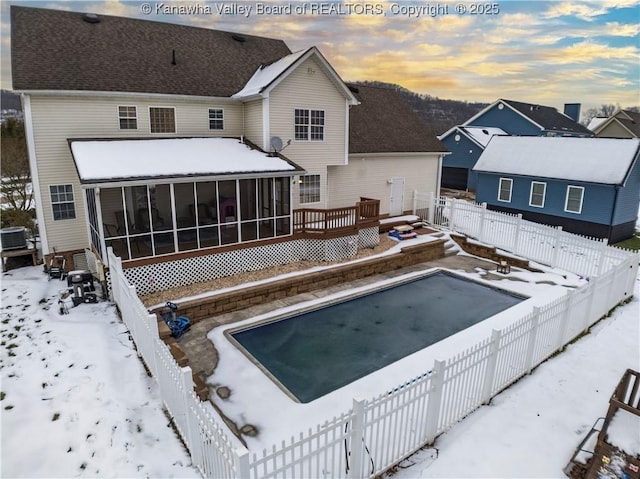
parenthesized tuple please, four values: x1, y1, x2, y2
(551, 226, 563, 268)
(478, 203, 487, 243)
(180, 367, 195, 452)
(524, 307, 540, 374)
(606, 266, 619, 313)
(349, 398, 365, 479)
(425, 360, 445, 445)
(428, 192, 435, 224)
(481, 329, 501, 404)
(513, 214, 523, 255)
(625, 254, 639, 301)
(597, 238, 609, 275)
(583, 276, 598, 332)
(556, 290, 573, 352)
(449, 199, 457, 230)
(234, 448, 251, 479)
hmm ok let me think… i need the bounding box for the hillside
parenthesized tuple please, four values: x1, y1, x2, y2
(352, 81, 488, 135)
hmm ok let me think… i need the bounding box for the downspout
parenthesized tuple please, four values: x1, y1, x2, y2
(436, 153, 446, 196)
(608, 184, 621, 242)
(22, 94, 50, 254)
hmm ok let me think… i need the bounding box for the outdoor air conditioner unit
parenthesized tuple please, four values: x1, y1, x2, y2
(0, 227, 28, 250)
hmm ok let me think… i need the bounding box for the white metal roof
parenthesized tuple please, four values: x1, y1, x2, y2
(69, 137, 301, 184)
(473, 136, 640, 185)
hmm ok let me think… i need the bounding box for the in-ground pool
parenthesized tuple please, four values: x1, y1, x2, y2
(229, 271, 526, 403)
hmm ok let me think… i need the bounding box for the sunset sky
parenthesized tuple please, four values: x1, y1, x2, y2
(1, 0, 638, 115)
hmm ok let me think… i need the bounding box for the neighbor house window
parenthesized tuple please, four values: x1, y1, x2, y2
(149, 107, 176, 133)
(208, 108, 224, 130)
(498, 178, 512, 202)
(529, 181, 546, 208)
(299, 174, 320, 203)
(295, 109, 324, 141)
(50, 184, 76, 220)
(565, 185, 584, 214)
(118, 106, 137, 129)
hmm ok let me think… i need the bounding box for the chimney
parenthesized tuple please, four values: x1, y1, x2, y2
(564, 103, 581, 122)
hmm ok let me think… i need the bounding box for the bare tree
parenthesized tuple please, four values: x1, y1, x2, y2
(1, 119, 35, 234)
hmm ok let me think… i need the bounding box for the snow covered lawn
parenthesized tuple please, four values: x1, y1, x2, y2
(0, 266, 198, 478)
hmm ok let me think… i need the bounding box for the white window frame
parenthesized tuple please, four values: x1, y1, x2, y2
(208, 108, 224, 130)
(497, 177, 513, 203)
(49, 184, 76, 221)
(299, 174, 321, 204)
(564, 185, 584, 214)
(149, 106, 176, 134)
(529, 181, 546, 208)
(294, 108, 325, 141)
(117, 105, 137, 130)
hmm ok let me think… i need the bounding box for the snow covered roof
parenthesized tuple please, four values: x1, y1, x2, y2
(232, 49, 308, 98)
(587, 117, 608, 131)
(69, 137, 304, 185)
(460, 126, 507, 147)
(473, 136, 640, 185)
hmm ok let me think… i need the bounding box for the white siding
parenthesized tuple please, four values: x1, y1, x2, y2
(328, 154, 441, 215)
(28, 95, 243, 253)
(243, 100, 264, 147)
(268, 57, 348, 209)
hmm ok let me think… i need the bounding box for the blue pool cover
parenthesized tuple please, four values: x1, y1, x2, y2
(231, 271, 525, 403)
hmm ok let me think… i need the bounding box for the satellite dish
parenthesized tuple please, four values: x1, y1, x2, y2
(270, 136, 283, 152)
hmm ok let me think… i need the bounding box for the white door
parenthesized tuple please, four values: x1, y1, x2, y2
(389, 177, 405, 216)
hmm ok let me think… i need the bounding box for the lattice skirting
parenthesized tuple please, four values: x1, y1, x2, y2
(121, 229, 378, 296)
(359, 227, 380, 249)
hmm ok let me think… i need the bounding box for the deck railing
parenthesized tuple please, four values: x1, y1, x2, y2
(293, 197, 380, 235)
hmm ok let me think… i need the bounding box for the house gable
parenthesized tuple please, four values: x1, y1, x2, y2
(234, 47, 358, 106)
(594, 109, 640, 138)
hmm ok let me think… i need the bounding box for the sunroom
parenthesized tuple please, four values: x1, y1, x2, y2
(70, 137, 304, 263)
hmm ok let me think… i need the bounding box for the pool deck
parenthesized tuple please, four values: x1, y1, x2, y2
(177, 253, 514, 384)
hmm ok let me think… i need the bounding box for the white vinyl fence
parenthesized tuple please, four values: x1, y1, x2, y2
(107, 201, 639, 478)
(413, 191, 631, 278)
(107, 249, 250, 478)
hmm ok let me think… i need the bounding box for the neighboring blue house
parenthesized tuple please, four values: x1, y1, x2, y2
(438, 126, 506, 190)
(439, 99, 594, 191)
(473, 136, 640, 243)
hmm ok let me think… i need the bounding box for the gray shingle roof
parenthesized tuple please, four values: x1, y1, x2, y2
(618, 110, 640, 137)
(348, 84, 447, 154)
(11, 6, 291, 97)
(502, 99, 593, 136)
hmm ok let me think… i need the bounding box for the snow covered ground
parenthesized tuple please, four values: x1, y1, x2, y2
(1, 247, 638, 477)
(0, 267, 199, 478)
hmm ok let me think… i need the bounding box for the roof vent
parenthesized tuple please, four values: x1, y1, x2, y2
(232, 33, 246, 43)
(348, 85, 360, 93)
(82, 13, 101, 24)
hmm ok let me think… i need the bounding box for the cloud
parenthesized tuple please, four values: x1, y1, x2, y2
(542, 0, 639, 21)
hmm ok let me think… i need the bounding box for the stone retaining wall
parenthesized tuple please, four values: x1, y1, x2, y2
(449, 233, 532, 270)
(155, 239, 445, 324)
